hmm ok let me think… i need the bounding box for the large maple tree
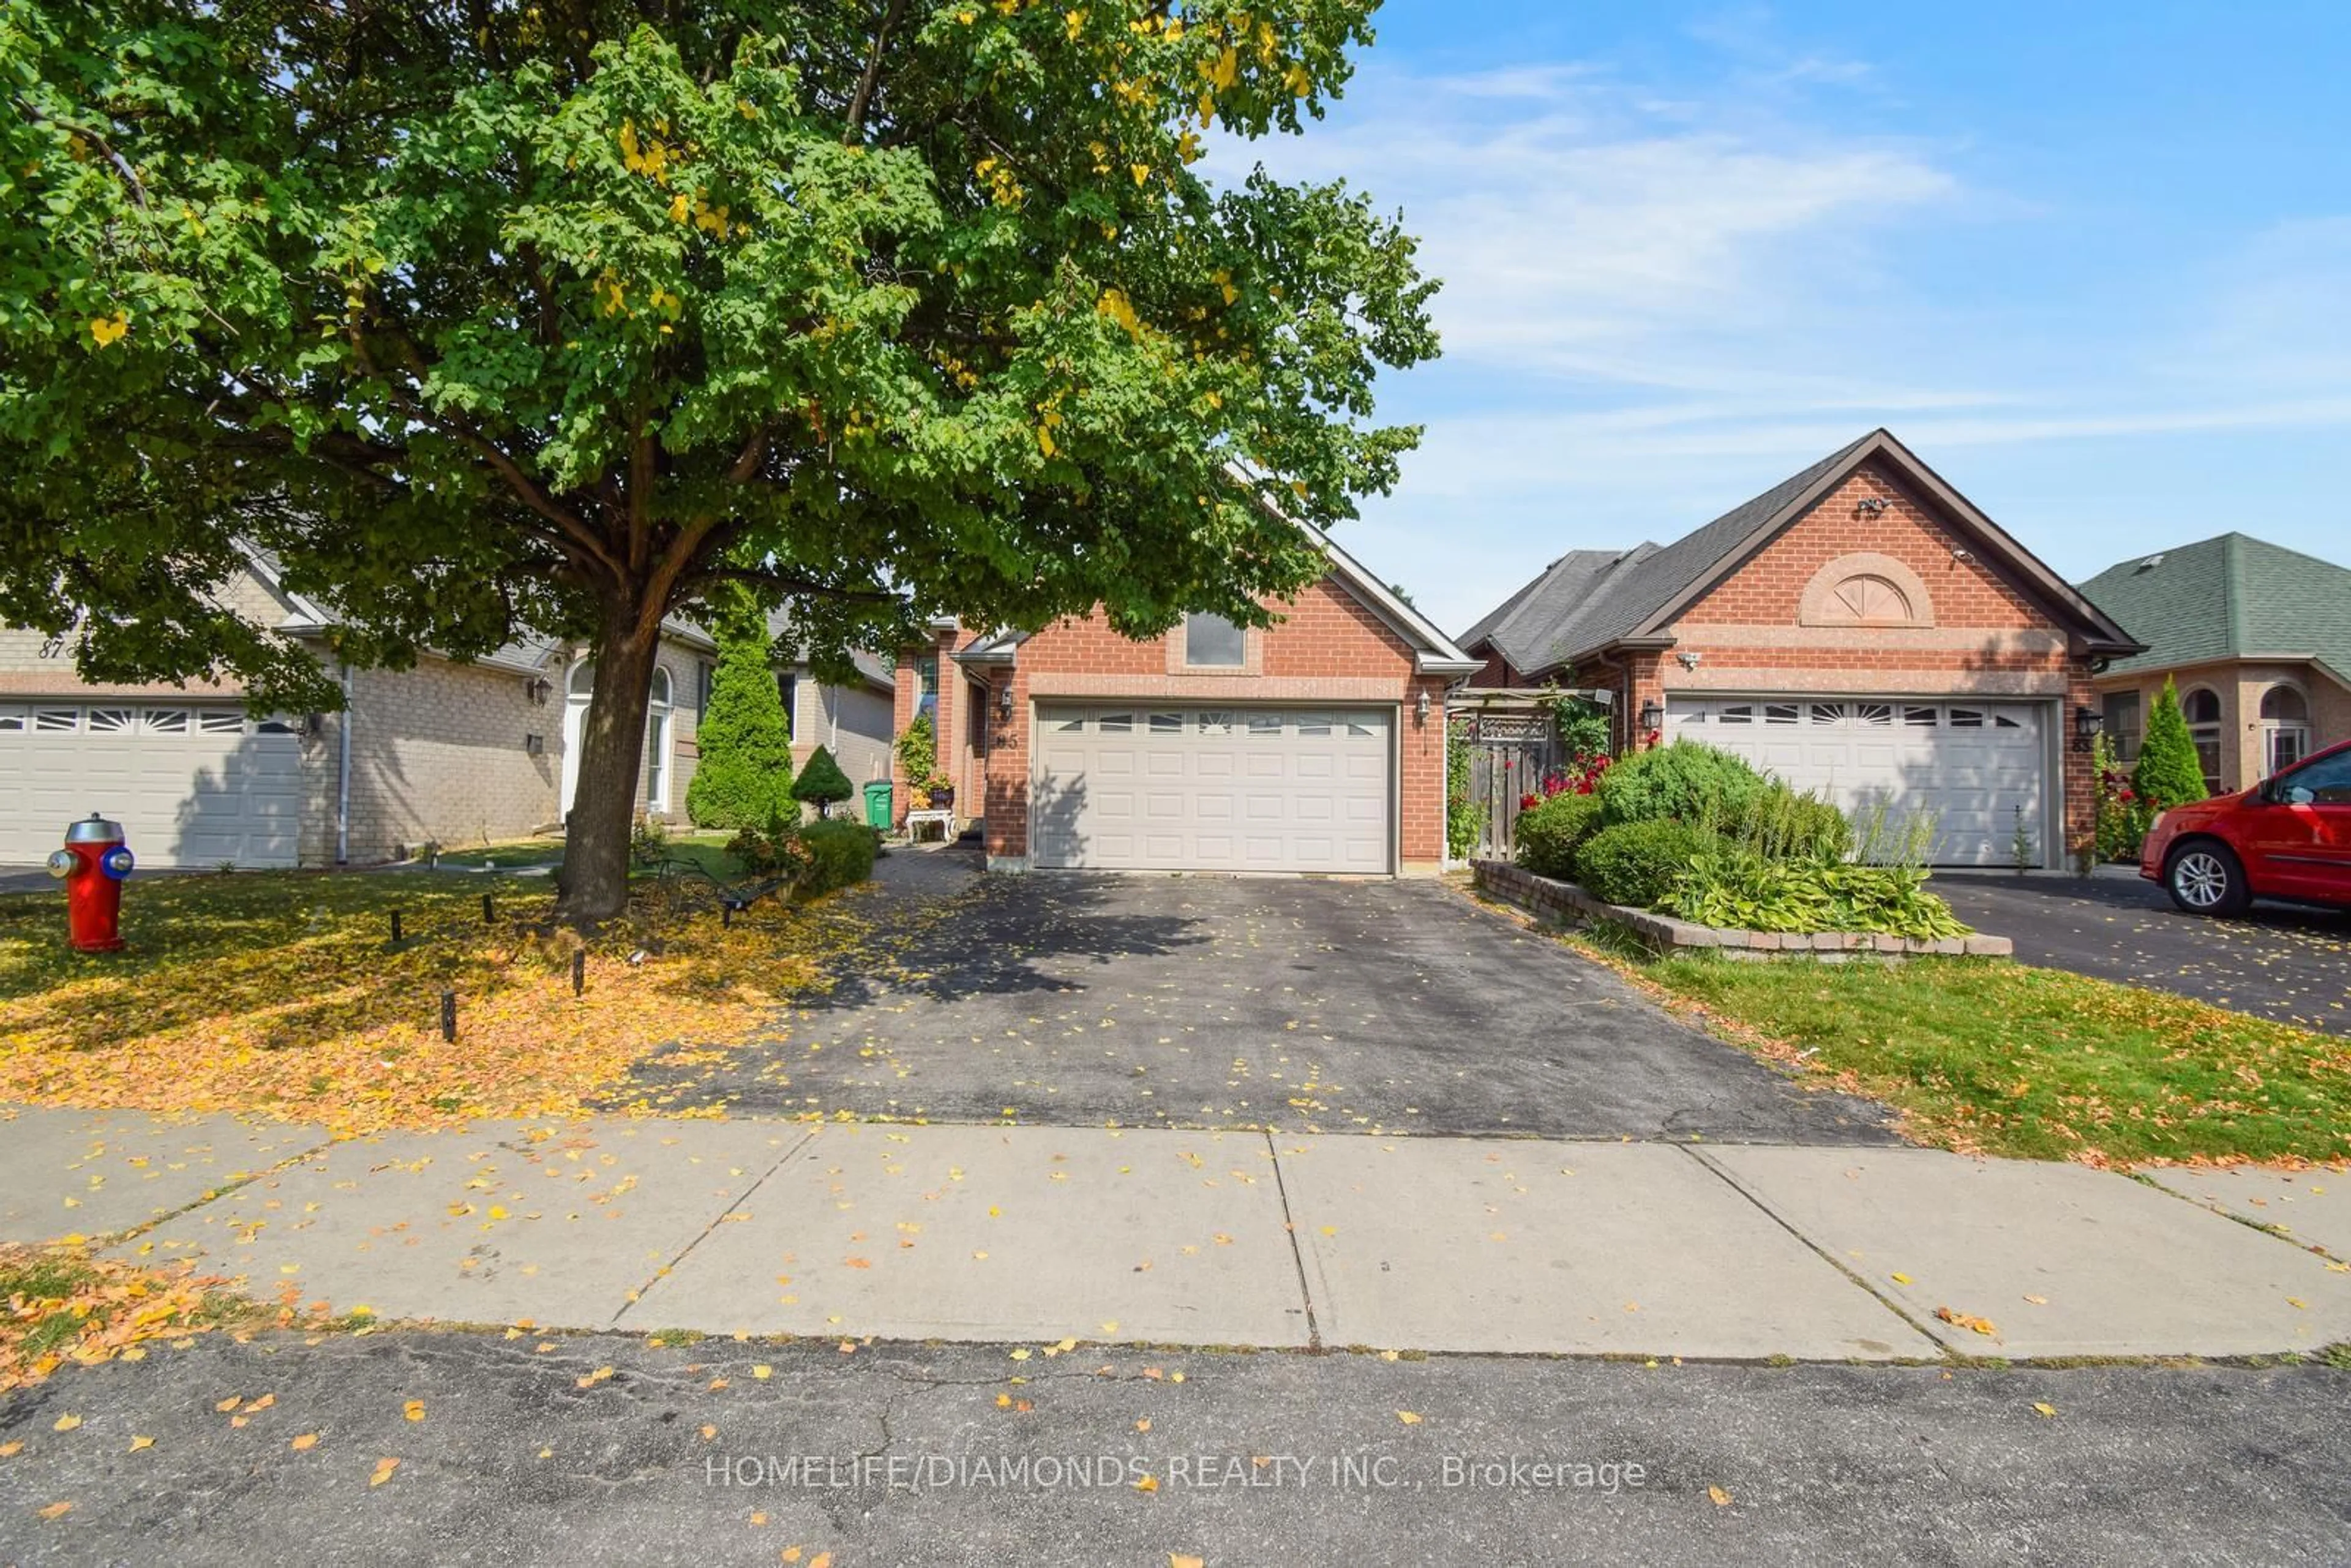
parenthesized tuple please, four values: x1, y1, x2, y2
(0, 0, 1435, 917)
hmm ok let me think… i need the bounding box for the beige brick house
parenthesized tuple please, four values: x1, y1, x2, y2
(0, 553, 893, 868)
(2077, 533, 2351, 796)
(1458, 430, 2143, 868)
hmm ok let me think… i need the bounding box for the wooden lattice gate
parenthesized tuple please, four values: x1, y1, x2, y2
(1457, 708, 1564, 860)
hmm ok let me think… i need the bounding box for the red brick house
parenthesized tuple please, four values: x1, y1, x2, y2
(1459, 430, 2142, 868)
(896, 527, 1480, 875)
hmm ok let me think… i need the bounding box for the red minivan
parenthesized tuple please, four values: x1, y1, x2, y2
(2142, 738, 2351, 914)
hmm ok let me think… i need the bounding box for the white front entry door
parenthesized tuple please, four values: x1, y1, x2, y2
(1664, 696, 2050, 867)
(0, 700, 301, 868)
(1032, 704, 1393, 872)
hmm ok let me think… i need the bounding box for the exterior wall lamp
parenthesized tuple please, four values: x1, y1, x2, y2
(1414, 689, 1430, 725)
(1638, 699, 1663, 732)
(2074, 705, 2102, 739)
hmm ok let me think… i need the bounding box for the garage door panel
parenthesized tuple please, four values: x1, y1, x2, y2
(1033, 703, 1391, 872)
(1667, 696, 2045, 867)
(0, 702, 299, 868)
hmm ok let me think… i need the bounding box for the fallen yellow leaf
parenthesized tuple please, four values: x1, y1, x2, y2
(127, 1435, 154, 1453)
(369, 1457, 400, 1487)
(291, 1433, 320, 1451)
(51, 1414, 81, 1433)
(1708, 1484, 1733, 1507)
(752, 1365, 773, 1380)
(1396, 1411, 1422, 1425)
(39, 1501, 72, 1520)
(2033, 1402, 2057, 1418)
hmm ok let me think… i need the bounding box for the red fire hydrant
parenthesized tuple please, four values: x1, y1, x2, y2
(47, 813, 134, 953)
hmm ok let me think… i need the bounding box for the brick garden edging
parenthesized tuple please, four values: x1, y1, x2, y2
(1472, 860, 2015, 959)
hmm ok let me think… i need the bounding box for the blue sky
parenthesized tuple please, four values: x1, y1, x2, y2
(1209, 2, 2351, 634)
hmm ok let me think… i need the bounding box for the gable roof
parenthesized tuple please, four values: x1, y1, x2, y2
(2077, 533, 2351, 685)
(1459, 429, 2140, 676)
(950, 516, 1480, 678)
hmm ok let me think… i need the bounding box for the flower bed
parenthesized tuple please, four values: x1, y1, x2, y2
(1474, 861, 2014, 959)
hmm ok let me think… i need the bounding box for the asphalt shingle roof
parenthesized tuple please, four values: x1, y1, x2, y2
(1460, 432, 1877, 675)
(2077, 533, 2351, 680)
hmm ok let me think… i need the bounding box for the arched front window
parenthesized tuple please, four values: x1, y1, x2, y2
(645, 666, 673, 812)
(2181, 688, 2223, 793)
(2259, 685, 2310, 775)
(569, 660, 596, 697)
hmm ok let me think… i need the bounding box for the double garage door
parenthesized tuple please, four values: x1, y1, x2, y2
(1032, 703, 1393, 872)
(1, 701, 302, 868)
(1665, 696, 2050, 867)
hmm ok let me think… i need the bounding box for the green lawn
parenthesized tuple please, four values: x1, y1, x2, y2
(1607, 949, 2351, 1165)
(430, 831, 738, 879)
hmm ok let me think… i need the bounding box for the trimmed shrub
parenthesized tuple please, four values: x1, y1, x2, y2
(686, 596, 795, 830)
(1575, 819, 1718, 909)
(797, 819, 879, 895)
(2132, 677, 2208, 811)
(792, 746, 855, 817)
(1514, 791, 1604, 880)
(1595, 740, 1767, 829)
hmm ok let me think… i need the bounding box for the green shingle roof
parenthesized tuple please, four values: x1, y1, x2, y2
(2077, 533, 2351, 678)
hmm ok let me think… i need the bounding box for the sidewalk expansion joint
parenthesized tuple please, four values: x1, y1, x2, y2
(1262, 1130, 1324, 1351)
(1676, 1144, 1950, 1358)
(607, 1126, 820, 1329)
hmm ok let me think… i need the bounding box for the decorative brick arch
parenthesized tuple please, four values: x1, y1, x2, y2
(1798, 550, 1937, 629)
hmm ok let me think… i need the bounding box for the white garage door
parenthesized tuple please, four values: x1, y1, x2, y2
(1665, 697, 2049, 867)
(1032, 704, 1392, 872)
(1, 701, 302, 868)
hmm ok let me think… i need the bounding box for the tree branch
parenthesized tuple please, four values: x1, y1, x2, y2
(842, 0, 910, 142)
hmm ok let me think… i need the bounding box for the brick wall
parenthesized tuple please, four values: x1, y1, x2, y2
(341, 656, 560, 860)
(1661, 458, 2098, 861)
(2090, 659, 2350, 793)
(966, 576, 1445, 873)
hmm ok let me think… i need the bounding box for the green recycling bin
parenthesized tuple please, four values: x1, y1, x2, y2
(862, 779, 894, 830)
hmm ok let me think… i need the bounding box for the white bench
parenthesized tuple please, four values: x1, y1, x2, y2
(904, 808, 958, 843)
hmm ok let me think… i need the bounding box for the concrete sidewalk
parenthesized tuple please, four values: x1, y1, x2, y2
(4, 1106, 2347, 1361)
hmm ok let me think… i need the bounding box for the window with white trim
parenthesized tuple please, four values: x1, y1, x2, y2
(1183, 612, 1245, 668)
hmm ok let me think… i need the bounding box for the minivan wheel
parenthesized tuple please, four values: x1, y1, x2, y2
(2164, 841, 2251, 915)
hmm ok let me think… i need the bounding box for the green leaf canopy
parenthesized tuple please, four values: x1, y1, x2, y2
(0, 0, 1436, 913)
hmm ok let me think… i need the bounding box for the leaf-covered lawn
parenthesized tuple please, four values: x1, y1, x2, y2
(1625, 953, 2351, 1165)
(0, 1247, 250, 1394)
(0, 870, 878, 1135)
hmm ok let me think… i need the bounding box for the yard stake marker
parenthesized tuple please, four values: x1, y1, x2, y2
(440, 989, 457, 1043)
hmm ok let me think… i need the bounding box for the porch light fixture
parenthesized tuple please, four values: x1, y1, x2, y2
(1415, 690, 1430, 725)
(1638, 699, 1663, 732)
(2074, 705, 2102, 740)
(525, 677, 552, 706)
(996, 682, 1014, 718)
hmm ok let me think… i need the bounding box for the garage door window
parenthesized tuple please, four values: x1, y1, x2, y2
(1246, 713, 1282, 735)
(0, 705, 25, 733)
(143, 708, 190, 733)
(199, 710, 246, 734)
(34, 708, 78, 732)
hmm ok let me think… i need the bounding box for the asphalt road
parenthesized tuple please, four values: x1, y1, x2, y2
(623, 871, 1894, 1144)
(3, 1330, 2345, 1566)
(1934, 872, 2351, 1034)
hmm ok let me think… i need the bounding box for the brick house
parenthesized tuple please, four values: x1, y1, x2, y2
(2077, 533, 2351, 795)
(0, 551, 893, 868)
(896, 527, 1480, 875)
(1458, 430, 2142, 868)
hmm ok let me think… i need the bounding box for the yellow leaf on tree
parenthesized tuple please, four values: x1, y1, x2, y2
(88, 313, 129, 348)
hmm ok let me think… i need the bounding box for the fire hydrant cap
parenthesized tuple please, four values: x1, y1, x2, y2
(65, 814, 124, 846)
(45, 849, 75, 878)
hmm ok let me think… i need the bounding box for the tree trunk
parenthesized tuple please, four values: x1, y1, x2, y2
(555, 595, 663, 923)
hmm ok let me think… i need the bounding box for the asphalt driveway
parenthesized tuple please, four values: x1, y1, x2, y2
(1933, 872, 2351, 1035)
(628, 866, 1894, 1144)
